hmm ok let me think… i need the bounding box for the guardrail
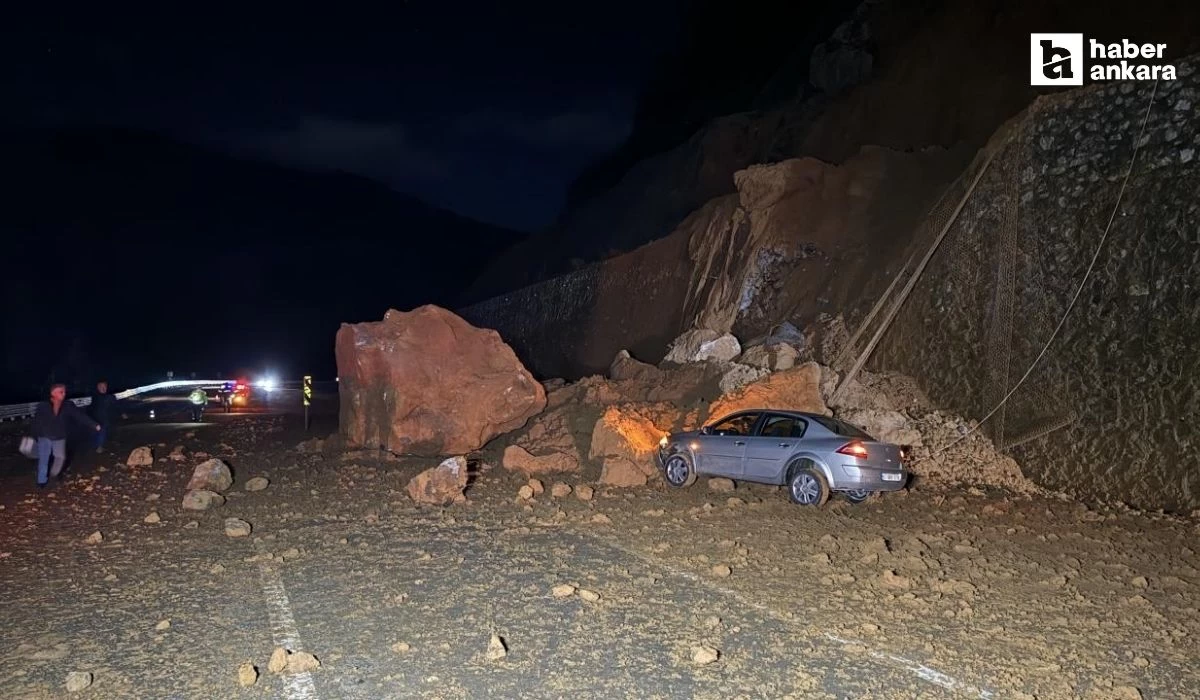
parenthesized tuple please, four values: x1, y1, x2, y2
(0, 380, 224, 422)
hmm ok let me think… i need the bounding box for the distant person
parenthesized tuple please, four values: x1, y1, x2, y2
(188, 387, 208, 422)
(89, 380, 116, 453)
(31, 383, 101, 488)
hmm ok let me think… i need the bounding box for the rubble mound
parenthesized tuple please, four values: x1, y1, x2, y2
(489, 327, 1039, 495)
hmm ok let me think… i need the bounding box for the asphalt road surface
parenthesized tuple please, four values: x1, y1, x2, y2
(0, 388, 1194, 698)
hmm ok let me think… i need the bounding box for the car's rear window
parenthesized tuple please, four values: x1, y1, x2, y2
(809, 415, 873, 439)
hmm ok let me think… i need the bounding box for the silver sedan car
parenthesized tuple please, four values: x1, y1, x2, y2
(655, 410, 909, 506)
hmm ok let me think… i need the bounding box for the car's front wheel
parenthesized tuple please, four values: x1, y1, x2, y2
(788, 466, 830, 507)
(844, 489, 873, 504)
(662, 453, 697, 489)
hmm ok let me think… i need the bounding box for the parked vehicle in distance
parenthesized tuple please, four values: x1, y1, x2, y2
(656, 410, 909, 506)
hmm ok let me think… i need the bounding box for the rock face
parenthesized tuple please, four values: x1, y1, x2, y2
(663, 330, 742, 364)
(336, 306, 545, 456)
(707, 362, 829, 420)
(126, 446, 154, 467)
(187, 459, 233, 493)
(406, 456, 469, 506)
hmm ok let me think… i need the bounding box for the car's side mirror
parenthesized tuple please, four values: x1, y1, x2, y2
(700, 426, 712, 435)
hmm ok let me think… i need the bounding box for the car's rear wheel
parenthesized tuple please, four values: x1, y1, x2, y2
(788, 466, 830, 507)
(662, 453, 697, 489)
(844, 489, 873, 504)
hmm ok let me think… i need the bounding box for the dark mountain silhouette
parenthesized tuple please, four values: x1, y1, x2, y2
(0, 126, 525, 400)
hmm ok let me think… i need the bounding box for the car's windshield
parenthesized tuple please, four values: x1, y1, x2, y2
(809, 415, 872, 439)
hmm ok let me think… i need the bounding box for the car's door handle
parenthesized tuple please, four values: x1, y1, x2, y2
(778, 443, 790, 448)
(734, 440, 745, 446)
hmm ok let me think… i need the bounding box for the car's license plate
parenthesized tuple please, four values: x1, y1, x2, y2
(881, 473, 902, 482)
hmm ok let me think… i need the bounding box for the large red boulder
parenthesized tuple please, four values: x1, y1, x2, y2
(336, 306, 546, 455)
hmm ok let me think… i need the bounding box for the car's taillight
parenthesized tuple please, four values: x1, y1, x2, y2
(836, 441, 869, 459)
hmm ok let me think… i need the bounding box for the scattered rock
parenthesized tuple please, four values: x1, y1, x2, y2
(609, 349, 665, 382)
(598, 458, 648, 487)
(527, 478, 544, 495)
(237, 662, 258, 687)
(187, 459, 234, 493)
(665, 329, 741, 364)
(144, 512, 161, 524)
(335, 306, 546, 455)
(517, 485, 535, 501)
(578, 589, 601, 602)
(406, 456, 469, 506)
(183, 521, 199, 530)
(708, 362, 828, 419)
(711, 564, 732, 577)
(486, 634, 507, 661)
(244, 476, 270, 492)
(718, 363, 769, 393)
(552, 584, 577, 598)
(690, 645, 720, 665)
(1131, 576, 1149, 589)
(550, 482, 573, 498)
(155, 619, 171, 631)
(501, 445, 580, 475)
(126, 446, 154, 467)
(65, 671, 93, 693)
(738, 342, 800, 372)
(182, 489, 225, 511)
(287, 652, 320, 673)
(84, 531, 103, 545)
(591, 513, 611, 524)
(390, 641, 411, 654)
(575, 485, 594, 501)
(224, 518, 252, 538)
(169, 445, 186, 462)
(268, 648, 288, 674)
(707, 478, 735, 493)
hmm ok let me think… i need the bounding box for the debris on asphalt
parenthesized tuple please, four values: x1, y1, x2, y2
(244, 476, 270, 492)
(486, 634, 508, 661)
(223, 518, 252, 538)
(690, 645, 720, 665)
(126, 446, 154, 467)
(65, 671, 93, 692)
(237, 662, 258, 687)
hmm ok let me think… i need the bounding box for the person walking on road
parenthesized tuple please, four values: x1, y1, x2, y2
(90, 380, 116, 453)
(31, 383, 101, 488)
(188, 387, 208, 422)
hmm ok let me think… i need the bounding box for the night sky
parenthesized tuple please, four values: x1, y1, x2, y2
(5, 4, 680, 231)
(0, 3, 684, 400)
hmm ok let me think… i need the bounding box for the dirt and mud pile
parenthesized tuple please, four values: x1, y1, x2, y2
(480, 320, 1036, 496)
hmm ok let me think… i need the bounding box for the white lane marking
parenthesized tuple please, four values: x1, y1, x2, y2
(258, 557, 320, 699)
(590, 535, 994, 699)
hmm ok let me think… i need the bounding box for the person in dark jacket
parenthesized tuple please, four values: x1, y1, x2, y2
(89, 380, 116, 453)
(32, 383, 101, 487)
